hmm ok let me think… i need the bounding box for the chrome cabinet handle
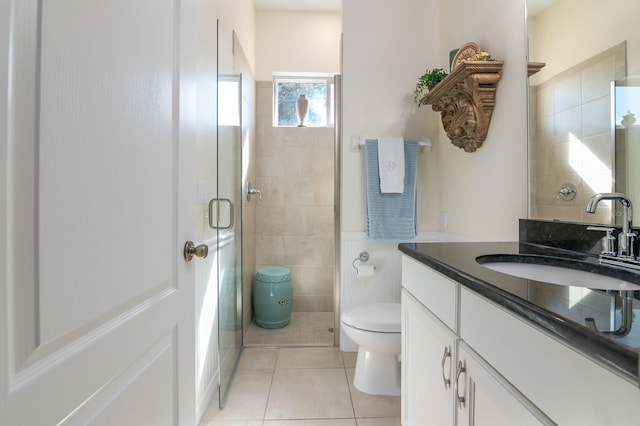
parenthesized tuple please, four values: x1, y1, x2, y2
(183, 241, 208, 262)
(455, 360, 466, 409)
(441, 346, 451, 389)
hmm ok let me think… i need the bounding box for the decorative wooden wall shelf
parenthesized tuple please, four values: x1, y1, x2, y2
(528, 62, 546, 76)
(425, 60, 504, 153)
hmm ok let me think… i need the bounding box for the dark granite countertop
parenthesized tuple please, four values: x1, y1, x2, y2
(398, 240, 640, 383)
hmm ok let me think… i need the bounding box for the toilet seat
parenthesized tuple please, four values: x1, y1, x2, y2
(342, 303, 401, 333)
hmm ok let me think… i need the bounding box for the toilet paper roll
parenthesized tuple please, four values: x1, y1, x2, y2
(356, 265, 375, 278)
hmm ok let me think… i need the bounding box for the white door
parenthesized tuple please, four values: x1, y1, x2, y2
(1, 1, 197, 424)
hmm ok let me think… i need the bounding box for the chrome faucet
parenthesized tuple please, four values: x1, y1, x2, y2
(585, 193, 636, 258)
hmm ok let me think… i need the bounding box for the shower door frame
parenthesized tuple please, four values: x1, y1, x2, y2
(334, 73, 343, 346)
(216, 21, 243, 408)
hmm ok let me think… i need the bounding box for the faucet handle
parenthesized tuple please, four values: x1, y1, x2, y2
(246, 181, 263, 202)
(586, 226, 614, 233)
(624, 231, 637, 259)
(587, 226, 616, 256)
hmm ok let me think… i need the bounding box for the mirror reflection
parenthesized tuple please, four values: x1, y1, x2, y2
(527, 0, 640, 225)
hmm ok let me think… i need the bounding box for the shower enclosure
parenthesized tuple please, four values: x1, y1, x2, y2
(215, 22, 243, 407)
(244, 74, 341, 347)
(194, 21, 243, 415)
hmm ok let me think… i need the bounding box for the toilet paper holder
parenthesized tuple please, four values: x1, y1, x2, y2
(352, 251, 376, 272)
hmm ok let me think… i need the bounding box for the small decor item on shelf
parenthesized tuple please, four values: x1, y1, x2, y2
(470, 51, 494, 61)
(621, 110, 636, 128)
(296, 94, 308, 127)
(449, 49, 459, 70)
(413, 68, 448, 107)
(450, 42, 480, 70)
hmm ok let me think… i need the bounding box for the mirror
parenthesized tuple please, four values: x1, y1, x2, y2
(527, 0, 640, 225)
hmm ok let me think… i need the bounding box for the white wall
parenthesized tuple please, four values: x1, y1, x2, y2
(342, 0, 442, 233)
(339, 0, 443, 353)
(255, 10, 341, 81)
(216, 0, 257, 73)
(530, 0, 640, 85)
(437, 0, 529, 240)
(342, 0, 529, 241)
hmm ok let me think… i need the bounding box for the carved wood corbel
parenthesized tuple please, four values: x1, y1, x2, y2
(425, 61, 504, 153)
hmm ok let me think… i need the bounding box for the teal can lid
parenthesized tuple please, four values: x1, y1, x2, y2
(256, 266, 291, 283)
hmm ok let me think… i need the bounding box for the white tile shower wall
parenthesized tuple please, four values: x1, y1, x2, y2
(339, 231, 470, 351)
(532, 43, 625, 223)
(255, 81, 335, 313)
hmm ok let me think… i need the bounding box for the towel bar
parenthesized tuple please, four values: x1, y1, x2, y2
(349, 136, 432, 152)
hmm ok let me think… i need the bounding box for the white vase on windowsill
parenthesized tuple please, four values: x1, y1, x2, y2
(296, 94, 308, 127)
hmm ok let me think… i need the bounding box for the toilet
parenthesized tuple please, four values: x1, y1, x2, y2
(341, 302, 401, 396)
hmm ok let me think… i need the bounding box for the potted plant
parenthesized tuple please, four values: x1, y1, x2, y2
(413, 68, 448, 107)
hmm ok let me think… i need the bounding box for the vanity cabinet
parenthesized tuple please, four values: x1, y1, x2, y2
(401, 256, 549, 425)
(402, 254, 640, 426)
(460, 286, 640, 425)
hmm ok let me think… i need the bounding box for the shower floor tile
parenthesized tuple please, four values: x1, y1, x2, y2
(244, 311, 335, 347)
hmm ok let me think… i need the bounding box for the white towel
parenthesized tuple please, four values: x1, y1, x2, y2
(377, 137, 405, 193)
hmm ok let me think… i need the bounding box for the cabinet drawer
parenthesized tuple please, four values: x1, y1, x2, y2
(460, 287, 640, 425)
(401, 255, 457, 331)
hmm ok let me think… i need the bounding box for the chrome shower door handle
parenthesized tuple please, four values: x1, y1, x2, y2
(208, 198, 235, 230)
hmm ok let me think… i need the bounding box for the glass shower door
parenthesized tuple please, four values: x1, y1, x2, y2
(216, 22, 243, 407)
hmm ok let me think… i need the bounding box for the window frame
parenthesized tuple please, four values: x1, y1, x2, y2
(272, 73, 335, 128)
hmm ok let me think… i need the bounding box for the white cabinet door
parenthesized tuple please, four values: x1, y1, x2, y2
(460, 287, 640, 425)
(456, 344, 550, 426)
(402, 289, 457, 426)
(1, 1, 197, 424)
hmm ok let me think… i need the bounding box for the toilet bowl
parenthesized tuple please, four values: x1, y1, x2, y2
(341, 302, 401, 396)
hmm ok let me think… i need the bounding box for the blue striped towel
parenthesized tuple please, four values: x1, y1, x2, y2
(364, 139, 418, 240)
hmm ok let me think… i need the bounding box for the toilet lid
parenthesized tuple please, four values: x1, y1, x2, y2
(342, 303, 401, 333)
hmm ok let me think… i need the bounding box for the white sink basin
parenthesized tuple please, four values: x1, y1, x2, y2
(476, 256, 640, 291)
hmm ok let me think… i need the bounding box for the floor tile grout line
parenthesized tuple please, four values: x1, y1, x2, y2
(260, 348, 279, 422)
(342, 352, 358, 421)
(263, 348, 358, 422)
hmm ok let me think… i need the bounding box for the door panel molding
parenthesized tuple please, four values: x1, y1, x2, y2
(9, 287, 180, 424)
(59, 332, 177, 425)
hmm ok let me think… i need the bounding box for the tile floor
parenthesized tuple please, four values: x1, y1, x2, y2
(200, 347, 401, 426)
(244, 312, 335, 347)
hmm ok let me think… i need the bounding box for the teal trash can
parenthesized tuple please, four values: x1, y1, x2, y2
(253, 266, 293, 329)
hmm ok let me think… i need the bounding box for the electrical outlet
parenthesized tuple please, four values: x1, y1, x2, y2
(441, 212, 448, 229)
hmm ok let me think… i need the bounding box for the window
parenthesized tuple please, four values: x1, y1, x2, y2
(273, 74, 335, 127)
(218, 75, 240, 126)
